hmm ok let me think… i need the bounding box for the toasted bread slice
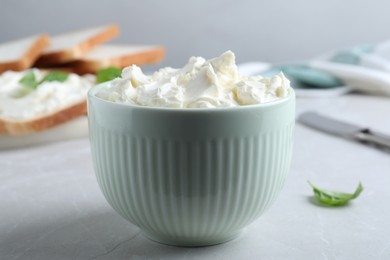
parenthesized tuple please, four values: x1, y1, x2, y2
(0, 34, 50, 73)
(69, 44, 165, 74)
(35, 24, 119, 66)
(0, 101, 87, 136)
(0, 69, 94, 136)
(0, 116, 89, 150)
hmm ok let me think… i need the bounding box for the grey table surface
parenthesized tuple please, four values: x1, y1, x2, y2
(1, 94, 390, 260)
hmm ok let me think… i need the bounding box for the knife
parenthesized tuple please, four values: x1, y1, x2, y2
(298, 111, 390, 150)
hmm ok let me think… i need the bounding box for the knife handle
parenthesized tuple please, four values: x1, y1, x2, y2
(354, 129, 390, 149)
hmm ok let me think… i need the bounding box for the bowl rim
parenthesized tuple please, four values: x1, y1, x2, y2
(88, 81, 295, 113)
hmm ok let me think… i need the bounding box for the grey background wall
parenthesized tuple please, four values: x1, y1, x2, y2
(0, 0, 387, 68)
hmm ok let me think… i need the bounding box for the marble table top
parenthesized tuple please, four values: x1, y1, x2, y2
(1, 94, 390, 260)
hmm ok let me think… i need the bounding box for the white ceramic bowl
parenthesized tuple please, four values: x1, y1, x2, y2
(88, 83, 295, 246)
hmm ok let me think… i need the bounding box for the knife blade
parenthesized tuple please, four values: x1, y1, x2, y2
(298, 111, 390, 150)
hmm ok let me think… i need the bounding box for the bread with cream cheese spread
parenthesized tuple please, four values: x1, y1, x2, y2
(0, 70, 94, 136)
(0, 24, 165, 139)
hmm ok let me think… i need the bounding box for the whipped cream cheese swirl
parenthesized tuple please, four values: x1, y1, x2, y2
(96, 51, 291, 108)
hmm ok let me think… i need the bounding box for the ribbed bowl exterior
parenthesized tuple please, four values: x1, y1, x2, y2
(88, 85, 295, 246)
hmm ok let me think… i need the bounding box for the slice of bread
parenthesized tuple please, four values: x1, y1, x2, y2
(0, 34, 50, 73)
(35, 24, 119, 66)
(69, 44, 165, 74)
(0, 116, 88, 150)
(0, 101, 87, 136)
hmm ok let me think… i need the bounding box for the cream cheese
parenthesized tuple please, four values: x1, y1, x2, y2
(96, 51, 291, 108)
(0, 69, 95, 119)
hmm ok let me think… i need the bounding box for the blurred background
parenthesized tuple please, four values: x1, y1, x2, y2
(1, 0, 388, 68)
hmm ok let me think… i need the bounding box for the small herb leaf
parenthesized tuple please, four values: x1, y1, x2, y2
(18, 71, 69, 90)
(19, 71, 39, 89)
(40, 72, 69, 84)
(96, 67, 122, 83)
(308, 181, 363, 206)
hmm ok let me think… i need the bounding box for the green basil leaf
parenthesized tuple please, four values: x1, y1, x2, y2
(39, 71, 69, 84)
(308, 181, 363, 206)
(19, 71, 39, 89)
(96, 67, 122, 83)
